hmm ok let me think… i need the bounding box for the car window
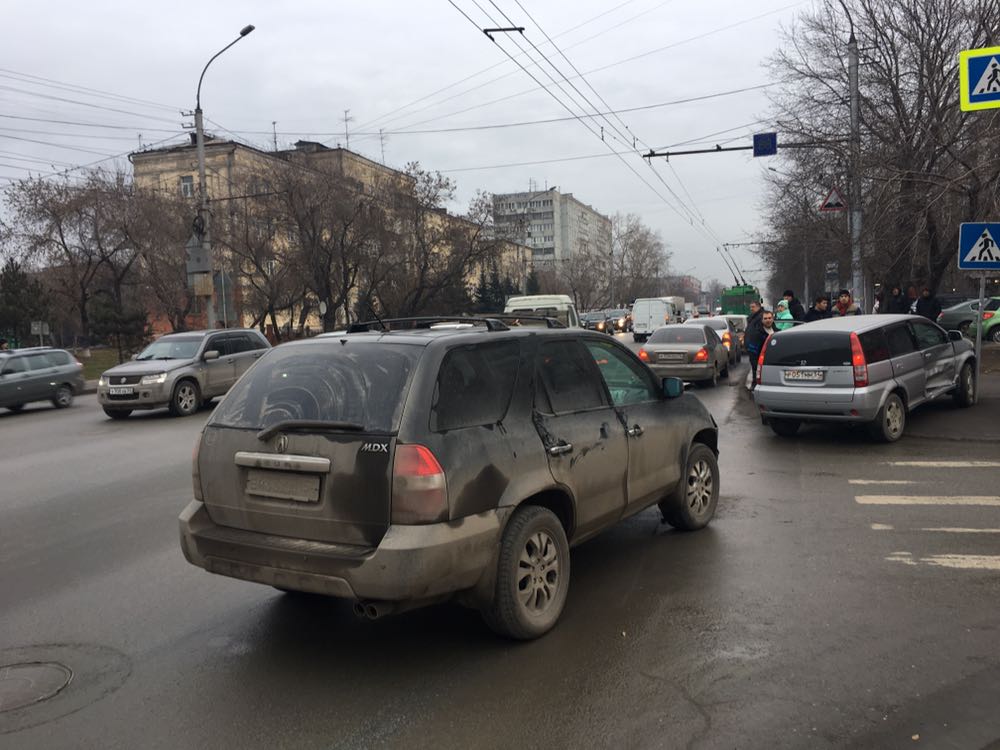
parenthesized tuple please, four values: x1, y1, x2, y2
(47, 350, 71, 366)
(26, 353, 56, 370)
(210, 341, 422, 433)
(431, 341, 520, 431)
(985, 299, 1000, 312)
(228, 335, 256, 354)
(910, 321, 947, 349)
(649, 326, 705, 344)
(207, 335, 233, 356)
(765, 332, 851, 366)
(886, 325, 917, 357)
(585, 339, 658, 406)
(1, 356, 27, 374)
(857, 329, 890, 363)
(536, 340, 607, 414)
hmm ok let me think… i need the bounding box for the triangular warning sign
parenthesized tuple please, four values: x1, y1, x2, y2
(819, 187, 846, 212)
(973, 57, 1000, 95)
(963, 227, 1000, 263)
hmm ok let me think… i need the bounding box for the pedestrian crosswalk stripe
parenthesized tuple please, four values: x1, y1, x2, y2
(920, 527, 1000, 534)
(870, 523, 894, 530)
(856, 495, 1000, 506)
(886, 552, 1000, 570)
(850, 479, 916, 485)
(881, 461, 1000, 468)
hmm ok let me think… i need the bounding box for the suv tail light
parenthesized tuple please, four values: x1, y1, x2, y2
(693, 347, 709, 362)
(192, 430, 204, 501)
(850, 331, 868, 387)
(722, 331, 732, 349)
(756, 333, 773, 385)
(392, 444, 448, 524)
(638, 348, 650, 362)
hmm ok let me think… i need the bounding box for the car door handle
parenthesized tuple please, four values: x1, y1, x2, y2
(923, 351, 933, 358)
(627, 425, 644, 438)
(547, 442, 573, 456)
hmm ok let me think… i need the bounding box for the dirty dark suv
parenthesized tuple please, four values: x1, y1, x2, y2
(179, 317, 720, 639)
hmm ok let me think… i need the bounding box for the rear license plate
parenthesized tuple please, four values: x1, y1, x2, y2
(108, 386, 134, 395)
(784, 370, 824, 381)
(658, 353, 685, 362)
(246, 469, 320, 503)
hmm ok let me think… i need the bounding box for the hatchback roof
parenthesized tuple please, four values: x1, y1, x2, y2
(775, 314, 915, 335)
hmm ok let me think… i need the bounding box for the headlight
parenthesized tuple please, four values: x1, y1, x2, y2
(618, 317, 625, 326)
(98, 375, 109, 387)
(140, 372, 168, 385)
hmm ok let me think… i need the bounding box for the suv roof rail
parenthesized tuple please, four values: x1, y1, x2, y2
(486, 314, 566, 329)
(346, 316, 511, 333)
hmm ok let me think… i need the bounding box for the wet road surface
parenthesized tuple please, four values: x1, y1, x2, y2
(2, 346, 999, 749)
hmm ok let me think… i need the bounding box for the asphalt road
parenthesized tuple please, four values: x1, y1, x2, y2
(2, 337, 999, 749)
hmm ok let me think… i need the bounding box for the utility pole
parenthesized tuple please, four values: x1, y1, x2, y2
(272, 121, 278, 151)
(848, 30, 864, 311)
(379, 128, 387, 163)
(343, 109, 353, 150)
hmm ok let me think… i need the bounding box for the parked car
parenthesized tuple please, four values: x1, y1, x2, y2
(935, 293, 974, 310)
(967, 297, 1000, 343)
(179, 317, 720, 639)
(0, 347, 85, 412)
(936, 299, 980, 335)
(684, 316, 741, 368)
(753, 314, 976, 441)
(581, 311, 615, 334)
(638, 324, 729, 386)
(97, 329, 271, 419)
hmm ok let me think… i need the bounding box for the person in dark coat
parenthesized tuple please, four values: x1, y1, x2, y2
(782, 289, 806, 321)
(914, 287, 942, 321)
(745, 305, 772, 386)
(882, 285, 908, 314)
(746, 299, 763, 335)
(804, 295, 832, 322)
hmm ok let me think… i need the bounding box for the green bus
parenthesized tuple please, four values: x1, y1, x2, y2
(719, 284, 760, 315)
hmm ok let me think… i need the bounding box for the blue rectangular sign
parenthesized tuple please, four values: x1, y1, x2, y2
(753, 132, 777, 157)
(959, 222, 1000, 270)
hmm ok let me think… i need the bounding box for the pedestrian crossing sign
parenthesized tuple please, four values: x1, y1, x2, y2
(958, 222, 1000, 270)
(959, 46, 1000, 111)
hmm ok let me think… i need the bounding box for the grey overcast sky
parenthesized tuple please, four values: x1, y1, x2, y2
(1, 0, 814, 289)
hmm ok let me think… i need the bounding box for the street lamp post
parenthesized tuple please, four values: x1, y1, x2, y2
(195, 24, 255, 329)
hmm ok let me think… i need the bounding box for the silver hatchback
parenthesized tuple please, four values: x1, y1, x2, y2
(753, 315, 976, 441)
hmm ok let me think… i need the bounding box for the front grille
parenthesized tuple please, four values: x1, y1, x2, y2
(109, 374, 143, 385)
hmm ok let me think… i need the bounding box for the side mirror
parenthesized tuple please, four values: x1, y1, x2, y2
(662, 377, 684, 399)
(948, 329, 964, 342)
(203, 350, 220, 361)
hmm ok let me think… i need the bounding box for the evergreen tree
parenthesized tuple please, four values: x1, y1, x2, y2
(0, 259, 48, 348)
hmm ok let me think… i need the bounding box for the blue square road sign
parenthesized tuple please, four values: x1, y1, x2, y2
(960, 46, 1000, 111)
(958, 223, 1000, 270)
(753, 132, 777, 157)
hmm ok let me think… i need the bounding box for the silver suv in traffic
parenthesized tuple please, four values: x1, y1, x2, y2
(98, 329, 270, 419)
(753, 314, 976, 441)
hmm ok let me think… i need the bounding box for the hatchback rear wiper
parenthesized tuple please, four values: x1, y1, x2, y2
(257, 419, 365, 442)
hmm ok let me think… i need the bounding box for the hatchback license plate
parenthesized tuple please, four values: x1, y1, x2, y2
(108, 386, 134, 395)
(246, 469, 320, 503)
(658, 352, 685, 362)
(784, 369, 824, 381)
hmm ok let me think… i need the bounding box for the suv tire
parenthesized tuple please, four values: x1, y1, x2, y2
(870, 393, 906, 442)
(169, 380, 201, 417)
(103, 407, 132, 419)
(51, 384, 73, 409)
(991, 327, 1000, 344)
(953, 362, 975, 407)
(660, 443, 719, 531)
(769, 418, 801, 437)
(483, 505, 569, 640)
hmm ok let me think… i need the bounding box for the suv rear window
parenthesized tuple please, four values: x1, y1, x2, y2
(431, 341, 520, 431)
(985, 298, 1000, 312)
(210, 341, 422, 433)
(764, 332, 852, 367)
(649, 327, 705, 344)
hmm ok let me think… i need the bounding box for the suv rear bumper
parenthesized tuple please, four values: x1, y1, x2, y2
(753, 384, 886, 423)
(179, 500, 501, 601)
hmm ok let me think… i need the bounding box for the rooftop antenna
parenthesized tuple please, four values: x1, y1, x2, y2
(343, 109, 353, 150)
(272, 121, 278, 151)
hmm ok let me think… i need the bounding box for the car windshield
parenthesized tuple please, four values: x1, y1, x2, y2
(649, 327, 705, 344)
(135, 337, 203, 360)
(210, 340, 422, 433)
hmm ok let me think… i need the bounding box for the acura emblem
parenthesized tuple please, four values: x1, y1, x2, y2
(275, 435, 288, 454)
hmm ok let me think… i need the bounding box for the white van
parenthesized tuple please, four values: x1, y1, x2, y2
(631, 297, 679, 342)
(503, 294, 581, 328)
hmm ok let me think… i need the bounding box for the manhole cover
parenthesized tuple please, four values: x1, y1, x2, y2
(0, 663, 72, 713)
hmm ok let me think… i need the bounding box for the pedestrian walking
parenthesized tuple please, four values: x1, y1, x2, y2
(915, 287, 942, 321)
(0, 337, 8, 351)
(774, 300, 794, 330)
(832, 289, 861, 316)
(882, 285, 908, 314)
(782, 289, 806, 321)
(804, 295, 832, 322)
(745, 307, 775, 387)
(906, 285, 919, 314)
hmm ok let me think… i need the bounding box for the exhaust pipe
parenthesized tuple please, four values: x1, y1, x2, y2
(353, 601, 397, 620)
(352, 602, 367, 619)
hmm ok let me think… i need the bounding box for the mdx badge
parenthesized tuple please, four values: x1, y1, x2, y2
(361, 442, 390, 454)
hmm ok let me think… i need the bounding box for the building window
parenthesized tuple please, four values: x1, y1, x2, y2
(180, 175, 194, 198)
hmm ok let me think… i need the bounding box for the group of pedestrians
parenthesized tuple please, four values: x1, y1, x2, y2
(874, 285, 942, 319)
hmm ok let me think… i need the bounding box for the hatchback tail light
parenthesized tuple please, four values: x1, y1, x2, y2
(638, 348, 650, 362)
(756, 333, 773, 385)
(722, 331, 732, 349)
(693, 347, 709, 362)
(392, 444, 448, 524)
(850, 331, 868, 387)
(984, 311, 996, 320)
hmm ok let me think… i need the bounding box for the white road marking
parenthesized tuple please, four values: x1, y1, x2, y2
(920, 527, 1000, 534)
(882, 461, 1000, 468)
(855, 496, 1000, 506)
(886, 551, 1000, 570)
(870, 523, 895, 530)
(849, 480, 916, 485)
